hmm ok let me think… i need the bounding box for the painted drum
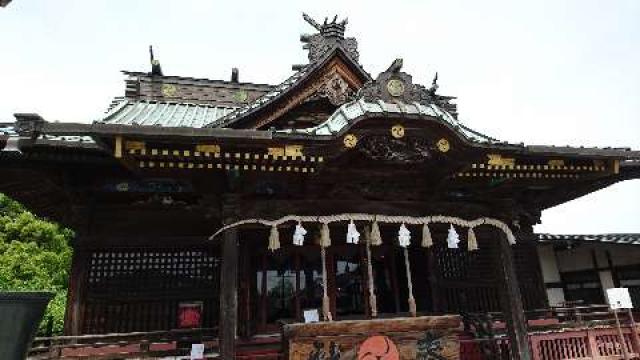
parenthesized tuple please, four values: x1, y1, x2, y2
(358, 335, 399, 360)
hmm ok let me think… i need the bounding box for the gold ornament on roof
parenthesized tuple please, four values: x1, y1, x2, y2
(343, 134, 358, 148)
(232, 90, 248, 103)
(391, 124, 405, 139)
(436, 138, 450, 153)
(161, 84, 177, 97)
(386, 79, 405, 97)
(487, 154, 515, 167)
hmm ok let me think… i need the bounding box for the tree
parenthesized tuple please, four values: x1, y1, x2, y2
(0, 193, 74, 335)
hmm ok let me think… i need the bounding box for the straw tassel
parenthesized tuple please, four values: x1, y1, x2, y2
(421, 223, 433, 248)
(268, 225, 280, 251)
(370, 220, 382, 246)
(319, 223, 331, 248)
(467, 227, 479, 251)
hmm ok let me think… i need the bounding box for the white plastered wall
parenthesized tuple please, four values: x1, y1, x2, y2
(537, 244, 565, 306)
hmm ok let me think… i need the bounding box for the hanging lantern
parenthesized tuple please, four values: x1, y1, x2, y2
(467, 227, 479, 251)
(319, 222, 331, 248)
(447, 224, 460, 249)
(421, 223, 433, 248)
(370, 220, 382, 246)
(293, 222, 307, 246)
(268, 225, 280, 251)
(398, 223, 411, 248)
(346, 220, 360, 244)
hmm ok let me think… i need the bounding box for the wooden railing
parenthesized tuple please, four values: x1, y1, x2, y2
(28, 327, 218, 359)
(27, 310, 640, 359)
(529, 325, 640, 360)
(460, 324, 640, 360)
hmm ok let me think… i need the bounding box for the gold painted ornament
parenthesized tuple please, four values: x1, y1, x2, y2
(161, 84, 177, 97)
(436, 138, 450, 153)
(391, 124, 405, 139)
(232, 90, 248, 103)
(386, 79, 405, 97)
(343, 134, 358, 148)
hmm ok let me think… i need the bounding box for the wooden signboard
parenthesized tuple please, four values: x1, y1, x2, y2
(282, 315, 461, 360)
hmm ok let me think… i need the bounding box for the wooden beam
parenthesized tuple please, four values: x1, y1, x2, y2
(219, 227, 239, 358)
(495, 231, 531, 360)
(282, 314, 461, 338)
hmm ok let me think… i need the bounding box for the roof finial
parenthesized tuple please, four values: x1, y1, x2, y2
(300, 13, 358, 63)
(149, 45, 163, 76)
(302, 13, 347, 39)
(386, 58, 403, 73)
(302, 12, 322, 31)
(429, 72, 439, 94)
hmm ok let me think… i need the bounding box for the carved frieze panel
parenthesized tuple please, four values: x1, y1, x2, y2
(357, 135, 432, 163)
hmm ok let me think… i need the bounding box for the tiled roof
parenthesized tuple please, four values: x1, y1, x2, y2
(210, 66, 312, 128)
(0, 123, 16, 136)
(277, 98, 500, 144)
(210, 47, 372, 129)
(1, 123, 95, 145)
(538, 233, 640, 246)
(38, 134, 95, 144)
(96, 99, 238, 128)
(122, 71, 274, 107)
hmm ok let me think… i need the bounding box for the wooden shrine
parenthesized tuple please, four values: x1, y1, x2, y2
(1, 14, 639, 359)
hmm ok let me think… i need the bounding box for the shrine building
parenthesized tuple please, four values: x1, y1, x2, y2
(1, 14, 639, 360)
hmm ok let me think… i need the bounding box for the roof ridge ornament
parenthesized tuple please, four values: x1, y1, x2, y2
(149, 45, 163, 76)
(358, 58, 433, 105)
(357, 59, 458, 117)
(300, 12, 359, 63)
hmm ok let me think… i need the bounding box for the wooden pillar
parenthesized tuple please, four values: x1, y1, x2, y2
(64, 247, 88, 335)
(64, 203, 92, 336)
(495, 232, 531, 360)
(427, 248, 441, 313)
(219, 227, 239, 359)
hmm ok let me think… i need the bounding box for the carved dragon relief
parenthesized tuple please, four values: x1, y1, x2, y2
(357, 135, 433, 164)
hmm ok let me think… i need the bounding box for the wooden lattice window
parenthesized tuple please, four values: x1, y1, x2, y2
(82, 247, 219, 334)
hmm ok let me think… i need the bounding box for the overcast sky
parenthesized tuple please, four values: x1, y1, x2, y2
(1, 0, 638, 234)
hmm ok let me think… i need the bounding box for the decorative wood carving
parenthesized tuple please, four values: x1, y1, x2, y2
(254, 58, 363, 129)
(319, 73, 353, 106)
(357, 59, 458, 117)
(283, 315, 461, 360)
(357, 136, 432, 163)
(358, 59, 436, 105)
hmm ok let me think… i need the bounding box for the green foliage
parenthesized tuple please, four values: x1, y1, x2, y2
(0, 193, 74, 335)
